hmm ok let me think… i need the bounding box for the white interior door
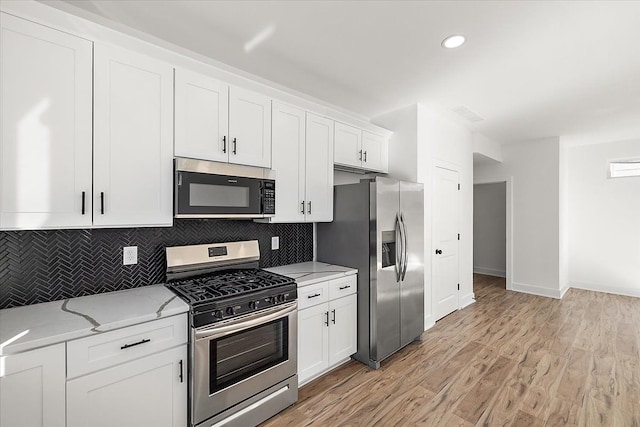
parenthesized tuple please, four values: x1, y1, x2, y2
(433, 166, 460, 321)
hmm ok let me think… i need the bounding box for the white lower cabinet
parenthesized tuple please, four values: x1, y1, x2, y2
(0, 343, 66, 427)
(298, 303, 330, 381)
(297, 275, 357, 385)
(67, 345, 187, 427)
(328, 294, 358, 366)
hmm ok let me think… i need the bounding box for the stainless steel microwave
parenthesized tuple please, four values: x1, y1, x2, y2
(174, 158, 275, 219)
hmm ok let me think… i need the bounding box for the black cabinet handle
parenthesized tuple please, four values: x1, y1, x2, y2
(179, 360, 184, 383)
(222, 136, 227, 153)
(300, 201, 305, 214)
(324, 311, 329, 326)
(435, 249, 442, 255)
(307, 293, 321, 299)
(232, 137, 237, 155)
(307, 201, 311, 215)
(339, 285, 351, 290)
(359, 149, 363, 161)
(331, 309, 336, 324)
(100, 192, 105, 215)
(81, 191, 85, 215)
(120, 338, 150, 350)
(364, 151, 367, 162)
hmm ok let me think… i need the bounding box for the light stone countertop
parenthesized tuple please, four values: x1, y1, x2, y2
(0, 284, 188, 356)
(265, 261, 357, 287)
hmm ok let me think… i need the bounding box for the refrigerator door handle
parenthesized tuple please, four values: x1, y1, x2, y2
(400, 213, 409, 281)
(395, 214, 402, 283)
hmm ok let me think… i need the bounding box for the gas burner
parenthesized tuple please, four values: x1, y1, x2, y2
(167, 269, 294, 305)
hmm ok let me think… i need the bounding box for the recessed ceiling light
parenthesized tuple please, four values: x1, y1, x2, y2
(442, 35, 465, 49)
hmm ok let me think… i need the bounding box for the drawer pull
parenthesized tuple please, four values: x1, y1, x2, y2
(179, 360, 184, 383)
(339, 285, 351, 290)
(307, 293, 321, 299)
(120, 338, 151, 350)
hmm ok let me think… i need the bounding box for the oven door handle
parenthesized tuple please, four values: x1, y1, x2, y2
(195, 301, 297, 341)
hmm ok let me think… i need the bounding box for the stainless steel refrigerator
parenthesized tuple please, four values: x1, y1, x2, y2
(317, 177, 424, 369)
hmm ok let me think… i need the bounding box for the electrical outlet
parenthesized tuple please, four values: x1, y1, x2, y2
(271, 236, 279, 250)
(123, 246, 138, 265)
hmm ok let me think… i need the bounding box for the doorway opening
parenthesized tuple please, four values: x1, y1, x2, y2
(473, 178, 513, 296)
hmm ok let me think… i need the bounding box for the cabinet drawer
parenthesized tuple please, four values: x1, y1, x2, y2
(67, 314, 187, 379)
(298, 281, 329, 310)
(329, 275, 357, 300)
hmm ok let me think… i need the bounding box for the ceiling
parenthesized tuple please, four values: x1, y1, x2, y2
(50, 0, 640, 144)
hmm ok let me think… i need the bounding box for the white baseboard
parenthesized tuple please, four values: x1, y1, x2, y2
(473, 266, 506, 278)
(559, 283, 571, 298)
(570, 281, 640, 299)
(511, 282, 563, 299)
(460, 292, 476, 308)
(423, 314, 435, 331)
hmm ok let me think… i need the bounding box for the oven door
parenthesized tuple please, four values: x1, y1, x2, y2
(192, 301, 297, 426)
(176, 170, 264, 218)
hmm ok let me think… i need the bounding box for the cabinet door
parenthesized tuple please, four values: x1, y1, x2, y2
(334, 122, 362, 169)
(361, 131, 388, 173)
(229, 86, 271, 168)
(93, 44, 174, 227)
(305, 114, 334, 222)
(270, 102, 306, 222)
(0, 343, 66, 427)
(298, 303, 329, 385)
(67, 345, 187, 427)
(329, 294, 357, 366)
(0, 13, 92, 230)
(174, 68, 229, 162)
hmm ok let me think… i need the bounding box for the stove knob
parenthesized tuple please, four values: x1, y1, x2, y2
(226, 307, 236, 316)
(277, 294, 285, 302)
(248, 301, 257, 310)
(268, 297, 277, 304)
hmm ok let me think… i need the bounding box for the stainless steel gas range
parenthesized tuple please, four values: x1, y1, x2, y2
(165, 240, 298, 427)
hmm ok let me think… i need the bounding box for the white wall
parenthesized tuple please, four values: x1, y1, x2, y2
(568, 139, 640, 297)
(475, 138, 563, 298)
(473, 133, 503, 163)
(473, 182, 506, 277)
(373, 104, 474, 329)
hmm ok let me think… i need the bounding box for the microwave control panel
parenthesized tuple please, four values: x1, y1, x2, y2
(262, 180, 275, 214)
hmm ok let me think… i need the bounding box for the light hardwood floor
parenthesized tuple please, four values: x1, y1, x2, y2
(262, 274, 640, 426)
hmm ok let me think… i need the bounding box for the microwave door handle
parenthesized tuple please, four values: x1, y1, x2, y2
(195, 301, 297, 341)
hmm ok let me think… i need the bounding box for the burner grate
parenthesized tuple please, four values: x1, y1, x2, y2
(167, 269, 294, 305)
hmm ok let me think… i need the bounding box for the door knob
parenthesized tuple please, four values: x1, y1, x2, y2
(435, 249, 442, 255)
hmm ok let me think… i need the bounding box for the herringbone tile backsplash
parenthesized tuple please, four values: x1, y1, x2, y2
(0, 220, 313, 309)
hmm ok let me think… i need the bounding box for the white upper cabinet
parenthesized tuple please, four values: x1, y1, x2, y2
(269, 104, 333, 223)
(271, 102, 306, 222)
(335, 122, 389, 173)
(334, 122, 362, 169)
(229, 86, 272, 168)
(174, 72, 271, 168)
(361, 131, 388, 173)
(174, 68, 229, 163)
(305, 114, 334, 222)
(93, 43, 174, 227)
(0, 13, 93, 230)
